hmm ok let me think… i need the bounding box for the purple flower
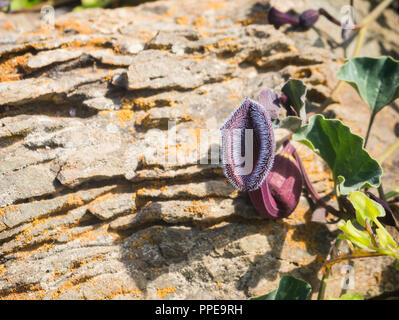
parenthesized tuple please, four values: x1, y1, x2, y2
(249, 142, 303, 219)
(221, 97, 275, 191)
(221, 89, 339, 220)
(299, 9, 319, 29)
(267, 7, 300, 29)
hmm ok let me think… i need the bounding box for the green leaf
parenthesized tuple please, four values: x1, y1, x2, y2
(335, 293, 364, 300)
(395, 260, 399, 271)
(337, 56, 399, 116)
(348, 191, 385, 227)
(337, 219, 373, 249)
(281, 79, 307, 123)
(10, 0, 41, 10)
(293, 115, 382, 194)
(81, 0, 113, 8)
(249, 275, 311, 300)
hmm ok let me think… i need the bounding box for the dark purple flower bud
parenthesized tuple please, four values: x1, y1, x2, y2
(366, 191, 397, 227)
(279, 93, 298, 117)
(267, 7, 300, 29)
(299, 9, 319, 29)
(249, 142, 303, 219)
(221, 97, 275, 191)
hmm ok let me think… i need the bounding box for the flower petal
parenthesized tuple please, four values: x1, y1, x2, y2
(248, 143, 302, 219)
(221, 97, 275, 191)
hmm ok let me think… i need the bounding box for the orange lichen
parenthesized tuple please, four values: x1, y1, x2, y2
(55, 20, 94, 34)
(106, 287, 142, 299)
(116, 109, 134, 126)
(194, 16, 207, 28)
(156, 286, 176, 299)
(0, 265, 5, 277)
(51, 276, 91, 299)
(184, 200, 211, 217)
(3, 23, 15, 31)
(176, 16, 189, 26)
(0, 284, 46, 300)
(66, 195, 84, 207)
(204, 1, 226, 10)
(0, 53, 31, 82)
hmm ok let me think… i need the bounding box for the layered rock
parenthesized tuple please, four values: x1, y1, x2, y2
(0, 0, 398, 300)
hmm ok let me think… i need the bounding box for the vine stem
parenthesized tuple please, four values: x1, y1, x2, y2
(317, 238, 343, 300)
(363, 113, 376, 148)
(291, 145, 340, 217)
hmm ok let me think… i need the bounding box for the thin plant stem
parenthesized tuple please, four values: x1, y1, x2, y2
(323, 251, 386, 269)
(291, 146, 340, 217)
(317, 238, 342, 300)
(363, 113, 376, 148)
(317, 182, 343, 300)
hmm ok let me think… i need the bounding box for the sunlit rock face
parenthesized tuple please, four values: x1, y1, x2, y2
(0, 0, 398, 300)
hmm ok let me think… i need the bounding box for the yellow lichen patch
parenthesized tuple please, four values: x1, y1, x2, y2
(117, 109, 134, 126)
(55, 20, 94, 34)
(106, 287, 142, 299)
(204, 1, 226, 10)
(135, 97, 175, 110)
(215, 281, 223, 289)
(0, 265, 6, 277)
(176, 16, 189, 26)
(194, 16, 207, 28)
(0, 52, 31, 82)
(184, 200, 211, 217)
(51, 276, 91, 299)
(165, 7, 178, 17)
(66, 195, 84, 207)
(0, 284, 46, 300)
(157, 287, 176, 299)
(0, 204, 19, 218)
(3, 22, 15, 31)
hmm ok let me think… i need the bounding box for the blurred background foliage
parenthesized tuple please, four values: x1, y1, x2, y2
(1, 0, 154, 12)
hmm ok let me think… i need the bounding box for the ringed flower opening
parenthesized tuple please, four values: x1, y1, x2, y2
(220, 96, 276, 191)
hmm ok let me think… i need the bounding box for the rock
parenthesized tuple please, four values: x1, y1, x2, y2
(27, 48, 83, 70)
(88, 193, 135, 220)
(0, 0, 398, 300)
(127, 50, 235, 90)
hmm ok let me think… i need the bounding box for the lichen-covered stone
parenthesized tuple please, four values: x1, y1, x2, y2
(0, 0, 398, 300)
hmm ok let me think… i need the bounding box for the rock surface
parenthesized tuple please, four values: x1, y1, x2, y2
(0, 0, 398, 300)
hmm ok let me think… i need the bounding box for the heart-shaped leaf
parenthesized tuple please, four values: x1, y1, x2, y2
(281, 79, 307, 123)
(337, 56, 399, 116)
(249, 275, 311, 300)
(293, 115, 382, 195)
